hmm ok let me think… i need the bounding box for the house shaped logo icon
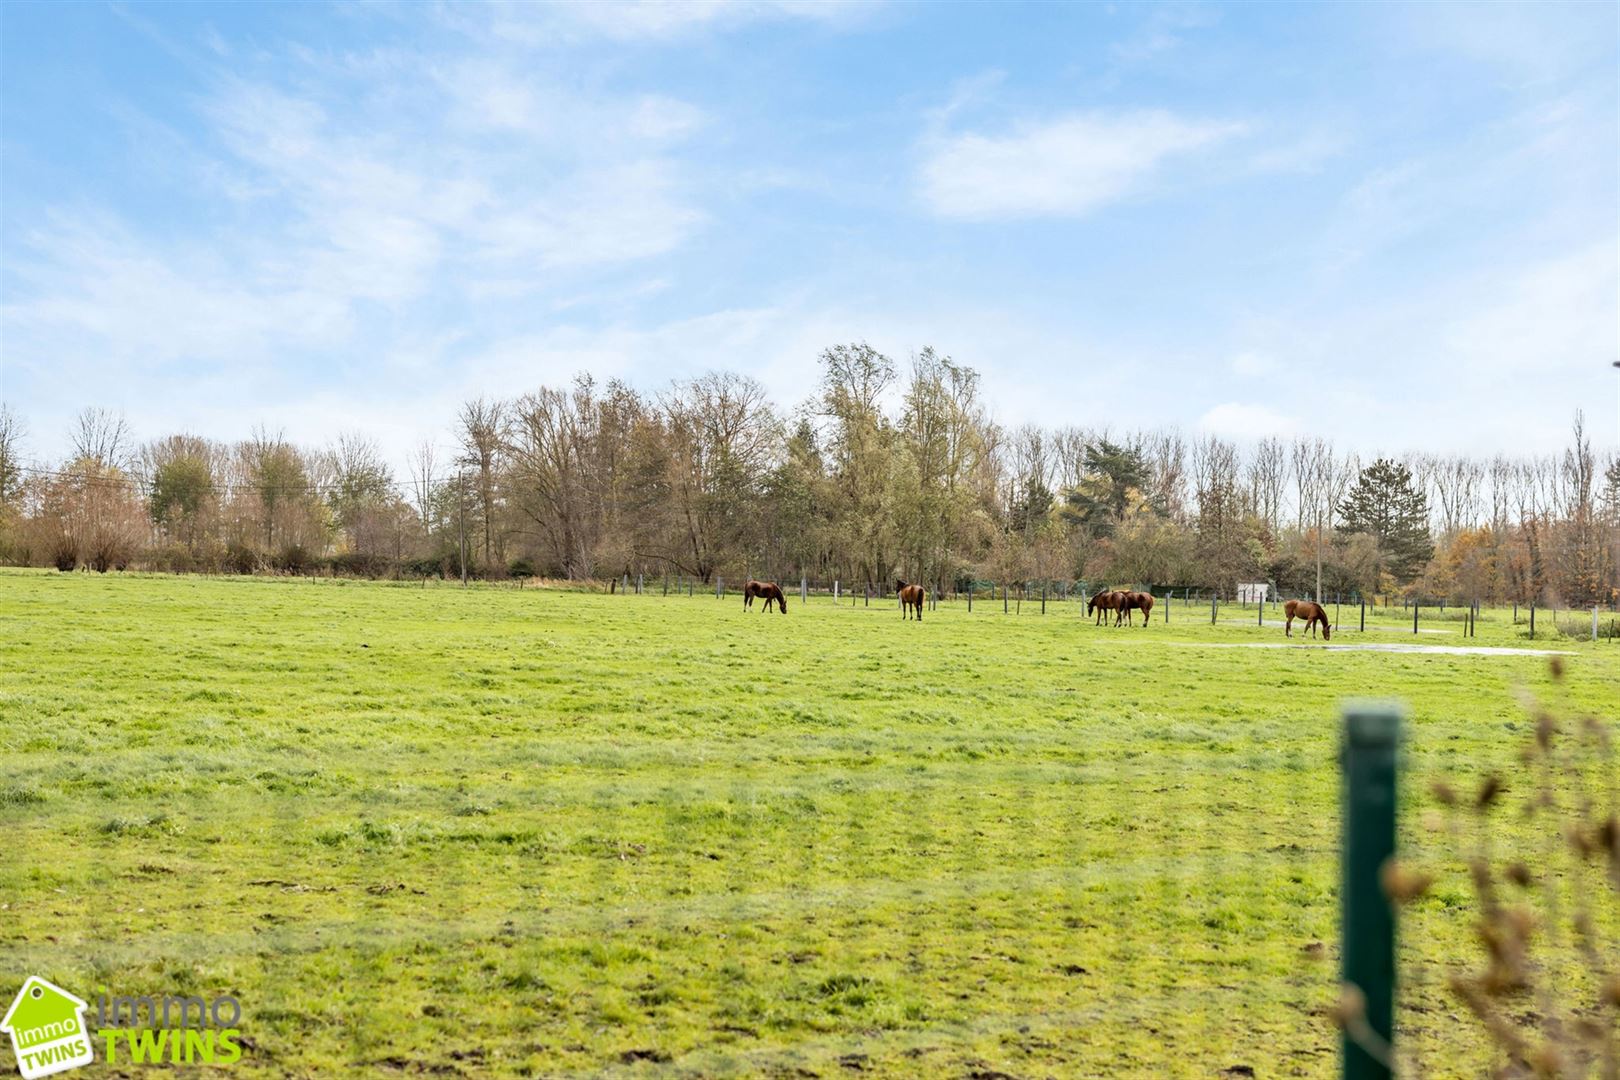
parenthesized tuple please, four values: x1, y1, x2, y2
(1, 978, 93, 1079)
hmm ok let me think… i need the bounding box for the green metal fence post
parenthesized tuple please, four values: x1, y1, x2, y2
(1341, 703, 1402, 1080)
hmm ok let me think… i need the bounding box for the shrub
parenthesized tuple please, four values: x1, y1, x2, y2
(402, 556, 447, 579)
(274, 544, 315, 574)
(224, 542, 257, 575)
(330, 551, 392, 578)
(509, 557, 536, 580)
(150, 543, 196, 574)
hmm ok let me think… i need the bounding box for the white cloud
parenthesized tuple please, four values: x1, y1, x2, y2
(466, 0, 869, 45)
(918, 110, 1244, 220)
(1230, 351, 1275, 377)
(1108, 5, 1219, 65)
(1196, 402, 1301, 438)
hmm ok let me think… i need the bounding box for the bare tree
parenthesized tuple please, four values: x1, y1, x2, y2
(71, 407, 132, 469)
(0, 403, 26, 509)
(508, 377, 603, 580)
(1246, 437, 1286, 533)
(1430, 455, 1484, 535)
(407, 440, 438, 537)
(457, 397, 509, 570)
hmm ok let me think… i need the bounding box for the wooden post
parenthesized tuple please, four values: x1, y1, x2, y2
(1360, 601, 1366, 633)
(801, 575, 807, 604)
(717, 577, 723, 599)
(637, 573, 643, 595)
(1341, 703, 1402, 1080)
(834, 579, 839, 603)
(1258, 596, 1264, 627)
(1594, 606, 1600, 642)
(1412, 603, 1418, 635)
(1163, 593, 1168, 623)
(1530, 604, 1536, 640)
(1041, 582, 1047, 615)
(968, 585, 972, 613)
(1211, 595, 1217, 625)
(1003, 584, 1008, 614)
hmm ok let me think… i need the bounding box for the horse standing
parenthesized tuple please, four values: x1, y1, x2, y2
(1284, 599, 1330, 640)
(896, 580, 925, 621)
(1120, 591, 1155, 627)
(743, 580, 788, 614)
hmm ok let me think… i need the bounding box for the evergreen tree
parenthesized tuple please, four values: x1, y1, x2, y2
(1336, 458, 1434, 585)
(1061, 439, 1154, 537)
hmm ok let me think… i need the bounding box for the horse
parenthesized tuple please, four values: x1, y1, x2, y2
(743, 580, 787, 614)
(1284, 599, 1330, 640)
(1087, 589, 1126, 625)
(1120, 591, 1155, 627)
(896, 580, 925, 621)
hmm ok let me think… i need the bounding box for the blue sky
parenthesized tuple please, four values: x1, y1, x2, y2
(2, 0, 1615, 467)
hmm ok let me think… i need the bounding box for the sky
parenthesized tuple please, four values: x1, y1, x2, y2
(1, 0, 1616, 471)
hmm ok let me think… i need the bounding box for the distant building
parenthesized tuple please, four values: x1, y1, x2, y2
(1237, 582, 1268, 604)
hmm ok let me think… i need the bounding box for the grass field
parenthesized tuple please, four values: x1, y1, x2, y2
(2, 569, 1616, 1077)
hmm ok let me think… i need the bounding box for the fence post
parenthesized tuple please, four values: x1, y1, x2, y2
(1412, 604, 1418, 635)
(1163, 593, 1169, 623)
(1594, 606, 1599, 642)
(1258, 596, 1264, 627)
(1359, 600, 1366, 633)
(717, 577, 723, 600)
(1211, 595, 1217, 626)
(801, 575, 808, 604)
(967, 585, 972, 613)
(637, 573, 643, 595)
(1041, 582, 1047, 615)
(1530, 604, 1536, 640)
(834, 579, 839, 603)
(1003, 584, 1008, 614)
(1341, 702, 1402, 1080)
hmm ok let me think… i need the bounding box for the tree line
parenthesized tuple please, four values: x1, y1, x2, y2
(1, 344, 1616, 606)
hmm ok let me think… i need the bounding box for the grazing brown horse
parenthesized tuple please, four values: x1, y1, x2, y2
(1120, 591, 1155, 627)
(1284, 599, 1330, 640)
(896, 580, 925, 621)
(1087, 589, 1126, 625)
(743, 579, 787, 614)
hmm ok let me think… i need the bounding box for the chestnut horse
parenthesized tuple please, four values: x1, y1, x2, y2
(896, 580, 925, 621)
(743, 579, 787, 614)
(1120, 591, 1155, 627)
(1284, 599, 1330, 640)
(1087, 589, 1126, 626)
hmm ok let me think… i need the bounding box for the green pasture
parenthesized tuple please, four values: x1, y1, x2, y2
(1, 570, 1615, 1077)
